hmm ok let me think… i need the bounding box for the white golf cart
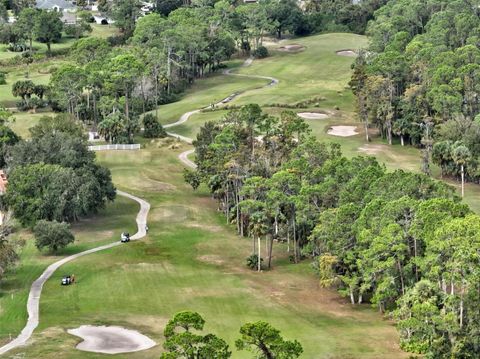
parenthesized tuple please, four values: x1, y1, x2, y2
(121, 232, 130, 243)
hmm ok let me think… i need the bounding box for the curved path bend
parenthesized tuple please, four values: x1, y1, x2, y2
(0, 57, 275, 356)
(169, 57, 279, 169)
(0, 191, 150, 356)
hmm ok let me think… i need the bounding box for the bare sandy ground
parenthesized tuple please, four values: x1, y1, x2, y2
(279, 44, 305, 52)
(297, 112, 329, 120)
(68, 325, 156, 354)
(336, 50, 357, 57)
(328, 125, 358, 137)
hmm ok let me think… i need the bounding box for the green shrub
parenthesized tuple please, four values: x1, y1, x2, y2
(143, 114, 167, 138)
(34, 220, 75, 253)
(246, 254, 263, 270)
(253, 46, 269, 59)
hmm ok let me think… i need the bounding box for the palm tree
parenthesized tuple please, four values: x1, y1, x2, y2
(452, 144, 471, 197)
(98, 112, 126, 143)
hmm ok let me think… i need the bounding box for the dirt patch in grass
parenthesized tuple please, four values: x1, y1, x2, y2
(336, 49, 357, 57)
(149, 205, 193, 222)
(197, 255, 225, 266)
(358, 144, 384, 155)
(278, 44, 305, 53)
(121, 262, 175, 273)
(186, 222, 223, 233)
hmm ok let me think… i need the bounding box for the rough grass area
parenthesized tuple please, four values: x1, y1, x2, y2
(1, 145, 408, 358)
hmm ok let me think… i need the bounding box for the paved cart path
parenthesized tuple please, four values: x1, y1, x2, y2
(0, 57, 276, 356)
(0, 191, 150, 356)
(168, 57, 279, 169)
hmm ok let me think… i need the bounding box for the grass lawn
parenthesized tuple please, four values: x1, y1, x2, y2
(158, 32, 479, 213)
(0, 195, 138, 346)
(0, 30, 477, 359)
(0, 24, 118, 107)
(1, 143, 408, 358)
(8, 110, 54, 138)
(0, 61, 56, 108)
(233, 33, 368, 112)
(0, 24, 117, 61)
(150, 72, 270, 127)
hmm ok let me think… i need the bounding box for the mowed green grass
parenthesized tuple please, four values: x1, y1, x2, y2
(8, 110, 55, 138)
(233, 33, 368, 111)
(151, 71, 269, 127)
(0, 196, 138, 344)
(160, 32, 479, 212)
(2, 144, 408, 359)
(0, 25, 118, 107)
(0, 24, 117, 61)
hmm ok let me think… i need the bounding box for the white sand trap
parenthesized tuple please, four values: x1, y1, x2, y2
(336, 50, 357, 57)
(279, 44, 305, 52)
(68, 325, 156, 354)
(297, 112, 328, 120)
(328, 126, 358, 137)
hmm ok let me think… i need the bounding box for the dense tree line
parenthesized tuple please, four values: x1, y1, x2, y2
(186, 104, 480, 358)
(351, 0, 480, 185)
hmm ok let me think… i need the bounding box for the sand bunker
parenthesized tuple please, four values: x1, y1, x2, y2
(297, 112, 329, 120)
(336, 50, 357, 57)
(68, 325, 156, 354)
(279, 44, 305, 52)
(328, 126, 358, 137)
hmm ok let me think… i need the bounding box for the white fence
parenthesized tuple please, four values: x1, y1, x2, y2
(88, 144, 141, 151)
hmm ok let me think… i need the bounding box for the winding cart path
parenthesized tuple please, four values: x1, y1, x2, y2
(0, 191, 150, 356)
(0, 57, 275, 356)
(168, 57, 279, 169)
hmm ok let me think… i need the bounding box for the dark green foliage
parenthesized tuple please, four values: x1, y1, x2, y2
(155, 0, 182, 16)
(33, 220, 74, 252)
(161, 311, 231, 359)
(252, 46, 269, 59)
(0, 223, 18, 282)
(110, 0, 141, 39)
(0, 125, 20, 168)
(191, 102, 480, 358)
(183, 169, 200, 191)
(5, 115, 115, 225)
(352, 0, 480, 178)
(142, 114, 166, 138)
(246, 254, 263, 270)
(236, 321, 303, 359)
(34, 10, 63, 55)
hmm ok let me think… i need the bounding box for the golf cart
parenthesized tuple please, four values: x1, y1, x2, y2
(61, 275, 72, 285)
(121, 232, 130, 243)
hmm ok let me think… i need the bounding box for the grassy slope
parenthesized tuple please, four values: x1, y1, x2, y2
(233, 33, 367, 110)
(156, 33, 480, 212)
(2, 144, 407, 359)
(150, 70, 269, 127)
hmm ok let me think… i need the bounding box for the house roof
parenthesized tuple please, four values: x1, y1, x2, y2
(36, 0, 75, 10)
